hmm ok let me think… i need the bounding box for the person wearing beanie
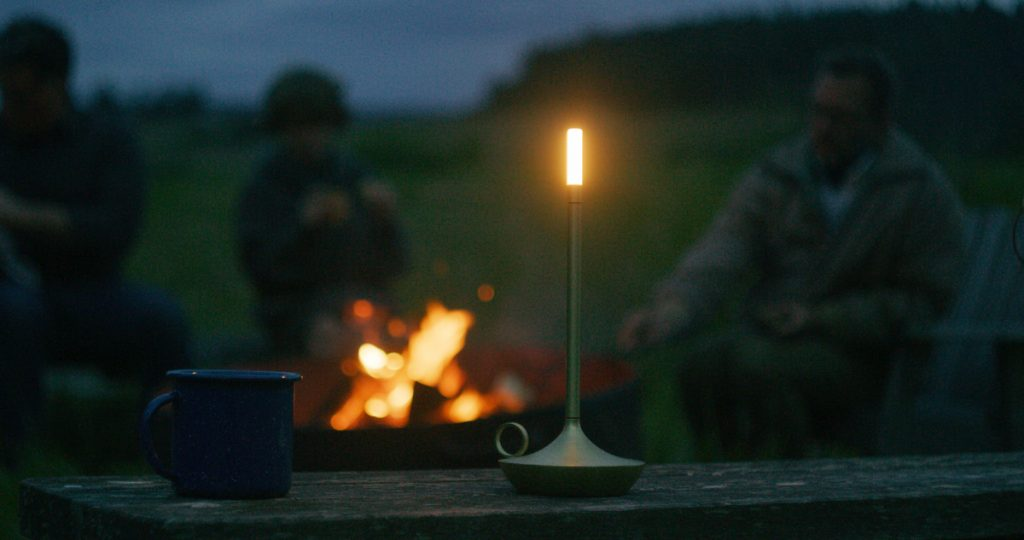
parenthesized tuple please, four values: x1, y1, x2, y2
(238, 67, 406, 360)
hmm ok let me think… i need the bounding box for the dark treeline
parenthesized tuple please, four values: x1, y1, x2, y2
(487, 1, 1024, 155)
(87, 85, 209, 119)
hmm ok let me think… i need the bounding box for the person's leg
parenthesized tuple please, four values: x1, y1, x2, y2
(0, 282, 49, 465)
(45, 281, 191, 399)
(674, 327, 876, 460)
(731, 335, 877, 458)
(673, 329, 745, 460)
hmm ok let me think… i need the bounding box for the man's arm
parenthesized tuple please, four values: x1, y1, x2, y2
(62, 123, 145, 264)
(5, 120, 146, 271)
(0, 187, 71, 236)
(619, 167, 772, 351)
(360, 178, 407, 284)
(238, 179, 314, 292)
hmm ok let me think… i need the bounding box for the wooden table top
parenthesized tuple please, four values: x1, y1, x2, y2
(20, 452, 1024, 539)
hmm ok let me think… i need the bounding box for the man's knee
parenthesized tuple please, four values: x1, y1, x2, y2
(113, 285, 192, 389)
(0, 283, 48, 440)
(0, 283, 50, 381)
(675, 333, 741, 409)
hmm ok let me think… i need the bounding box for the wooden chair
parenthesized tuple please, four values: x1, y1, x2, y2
(875, 206, 1024, 454)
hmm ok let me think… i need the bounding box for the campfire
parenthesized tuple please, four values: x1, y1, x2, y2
(243, 299, 639, 470)
(326, 300, 530, 431)
(247, 129, 640, 471)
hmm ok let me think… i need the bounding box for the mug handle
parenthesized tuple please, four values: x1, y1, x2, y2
(139, 391, 178, 481)
(495, 422, 529, 458)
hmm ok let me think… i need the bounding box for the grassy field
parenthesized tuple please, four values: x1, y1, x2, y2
(126, 106, 1024, 356)
(128, 106, 809, 351)
(3, 106, 1022, 535)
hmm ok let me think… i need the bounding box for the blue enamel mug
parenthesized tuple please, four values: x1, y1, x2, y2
(139, 369, 302, 499)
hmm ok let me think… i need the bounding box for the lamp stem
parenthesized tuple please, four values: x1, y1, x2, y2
(567, 185, 582, 420)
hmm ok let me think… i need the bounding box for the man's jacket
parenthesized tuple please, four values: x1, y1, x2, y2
(655, 129, 966, 349)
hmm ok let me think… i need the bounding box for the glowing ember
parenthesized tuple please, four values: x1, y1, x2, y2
(387, 318, 407, 338)
(329, 300, 526, 430)
(352, 299, 375, 319)
(445, 389, 491, 423)
(358, 344, 395, 379)
(477, 284, 495, 302)
(359, 344, 387, 370)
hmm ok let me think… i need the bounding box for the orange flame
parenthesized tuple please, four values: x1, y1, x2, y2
(332, 301, 502, 430)
(405, 302, 474, 386)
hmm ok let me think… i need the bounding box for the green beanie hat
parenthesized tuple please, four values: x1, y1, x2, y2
(262, 66, 350, 132)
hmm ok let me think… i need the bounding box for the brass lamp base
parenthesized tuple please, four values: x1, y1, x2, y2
(499, 420, 644, 497)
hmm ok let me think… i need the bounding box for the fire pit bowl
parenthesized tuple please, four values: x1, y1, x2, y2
(244, 347, 640, 471)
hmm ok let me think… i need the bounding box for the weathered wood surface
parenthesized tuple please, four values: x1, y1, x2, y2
(20, 452, 1024, 539)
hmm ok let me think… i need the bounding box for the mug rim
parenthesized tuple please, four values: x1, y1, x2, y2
(166, 369, 302, 382)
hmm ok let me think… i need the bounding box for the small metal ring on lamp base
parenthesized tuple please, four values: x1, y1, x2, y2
(495, 422, 529, 458)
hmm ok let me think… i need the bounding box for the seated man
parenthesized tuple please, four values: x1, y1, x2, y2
(237, 67, 406, 360)
(0, 16, 190, 465)
(618, 50, 966, 459)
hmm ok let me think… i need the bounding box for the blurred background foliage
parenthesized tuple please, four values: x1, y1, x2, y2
(488, 1, 1024, 157)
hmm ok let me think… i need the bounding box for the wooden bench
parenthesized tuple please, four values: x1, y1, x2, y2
(874, 207, 1024, 454)
(19, 452, 1024, 539)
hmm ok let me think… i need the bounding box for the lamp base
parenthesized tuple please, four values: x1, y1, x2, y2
(499, 420, 644, 497)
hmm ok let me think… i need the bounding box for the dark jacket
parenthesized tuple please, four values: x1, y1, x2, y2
(0, 110, 144, 284)
(237, 150, 406, 307)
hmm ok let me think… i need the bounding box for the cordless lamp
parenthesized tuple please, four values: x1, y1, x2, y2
(495, 128, 644, 497)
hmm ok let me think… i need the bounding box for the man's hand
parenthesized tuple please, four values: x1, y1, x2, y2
(0, 187, 26, 226)
(756, 302, 810, 337)
(302, 189, 350, 227)
(361, 180, 397, 216)
(0, 186, 70, 234)
(306, 312, 363, 362)
(617, 298, 691, 354)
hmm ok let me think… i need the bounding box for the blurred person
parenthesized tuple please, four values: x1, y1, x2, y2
(0, 16, 190, 465)
(238, 67, 406, 360)
(618, 49, 965, 459)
